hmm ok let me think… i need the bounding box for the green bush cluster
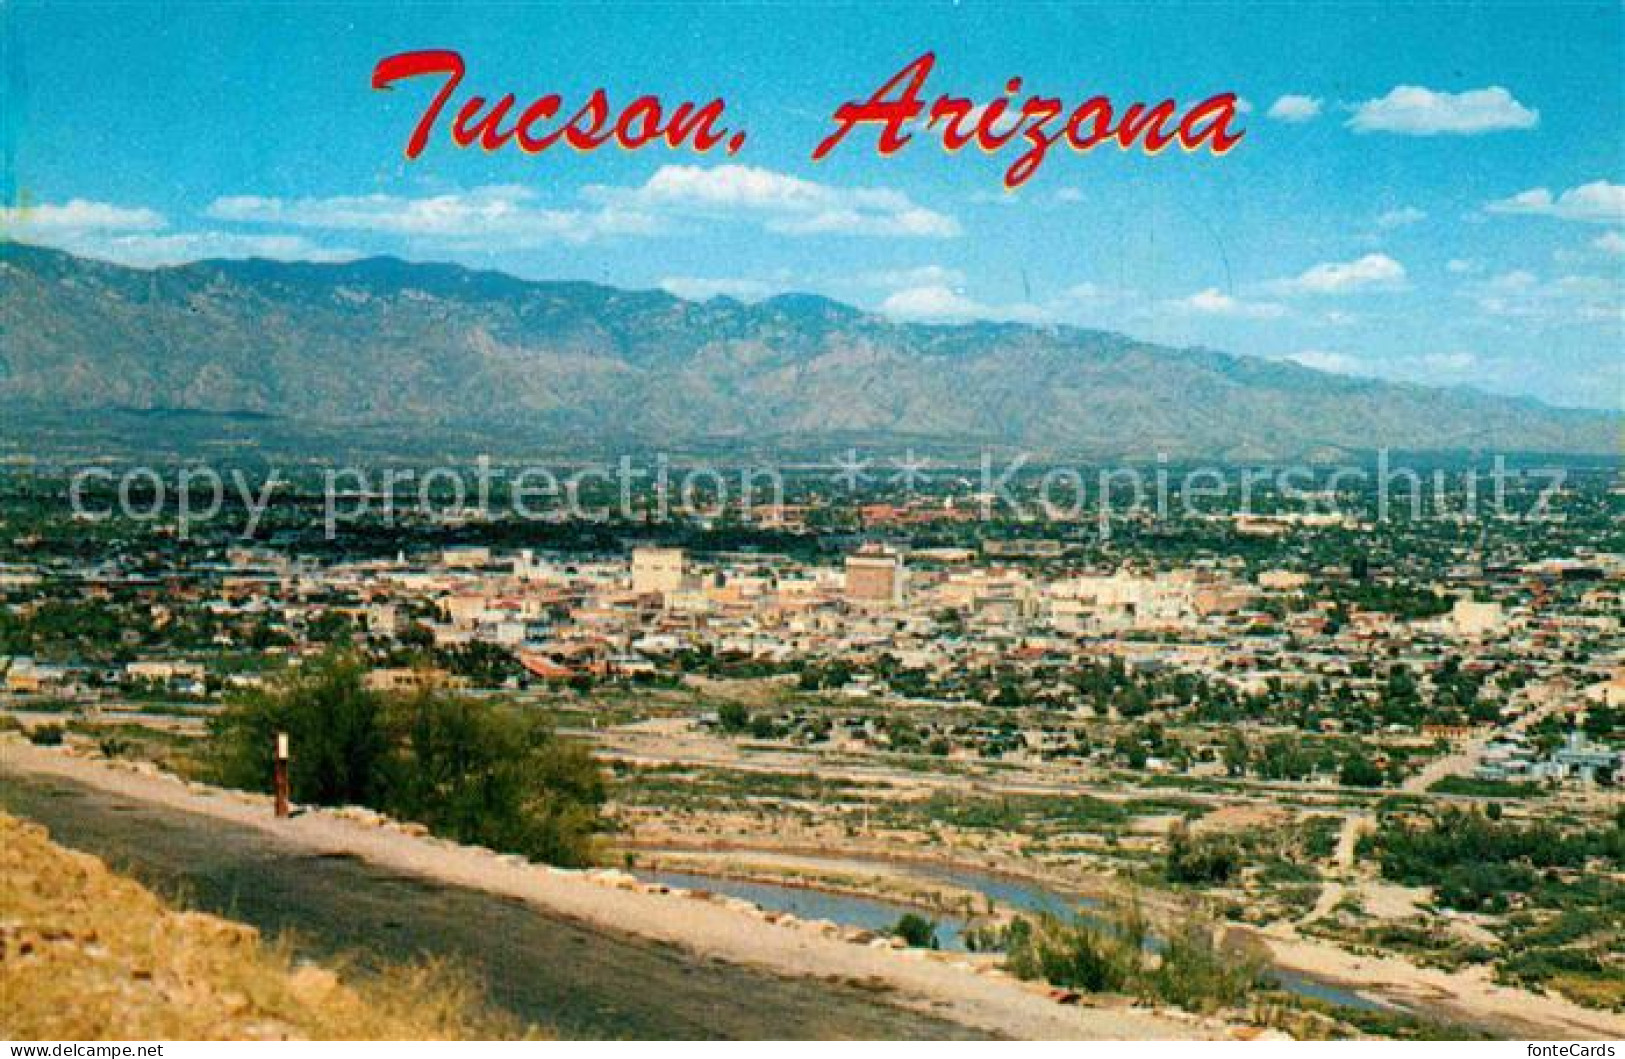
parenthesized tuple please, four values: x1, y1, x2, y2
(1165, 822, 1241, 885)
(207, 653, 606, 866)
(988, 904, 1264, 1014)
(891, 912, 939, 949)
(1366, 807, 1622, 912)
(26, 723, 65, 746)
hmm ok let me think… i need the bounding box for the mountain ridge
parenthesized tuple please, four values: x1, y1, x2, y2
(1, 242, 1617, 461)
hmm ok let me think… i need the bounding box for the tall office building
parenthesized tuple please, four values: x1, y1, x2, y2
(631, 547, 685, 595)
(844, 545, 904, 605)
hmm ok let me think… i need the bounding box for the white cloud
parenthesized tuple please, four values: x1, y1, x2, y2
(17, 229, 355, 267)
(658, 276, 781, 302)
(1486, 269, 1538, 292)
(1287, 350, 1361, 374)
(1463, 269, 1621, 325)
(878, 284, 1046, 324)
(208, 167, 960, 250)
(1419, 351, 1479, 374)
(1266, 95, 1322, 123)
(208, 185, 655, 248)
(1054, 187, 1086, 204)
(1376, 207, 1426, 229)
(1486, 181, 1625, 224)
(1286, 349, 1482, 384)
(80, 231, 358, 267)
(967, 189, 1022, 207)
(872, 273, 1131, 325)
(590, 164, 960, 238)
(1593, 231, 1625, 255)
(1166, 288, 1287, 319)
(1347, 85, 1538, 135)
(1062, 281, 1134, 303)
(1, 198, 353, 266)
(1267, 253, 1407, 295)
(1446, 258, 1479, 274)
(858, 265, 966, 289)
(880, 285, 979, 321)
(0, 198, 164, 233)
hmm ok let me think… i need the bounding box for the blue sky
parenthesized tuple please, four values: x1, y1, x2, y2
(3, 1, 1621, 409)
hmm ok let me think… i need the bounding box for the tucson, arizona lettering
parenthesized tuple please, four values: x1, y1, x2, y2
(815, 53, 1245, 188)
(371, 50, 745, 159)
(372, 49, 1244, 187)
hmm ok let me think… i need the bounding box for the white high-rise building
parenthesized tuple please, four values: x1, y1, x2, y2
(631, 547, 686, 595)
(844, 546, 904, 606)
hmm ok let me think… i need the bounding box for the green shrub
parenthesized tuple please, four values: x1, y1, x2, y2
(1004, 913, 1136, 993)
(207, 652, 607, 866)
(1166, 822, 1241, 885)
(717, 701, 749, 733)
(892, 912, 939, 949)
(208, 653, 387, 806)
(385, 688, 606, 867)
(1149, 919, 1265, 1012)
(1001, 904, 1263, 1013)
(1368, 807, 1622, 909)
(26, 723, 66, 746)
(1339, 752, 1385, 787)
(1428, 776, 1544, 799)
(1503, 947, 1607, 982)
(96, 733, 133, 759)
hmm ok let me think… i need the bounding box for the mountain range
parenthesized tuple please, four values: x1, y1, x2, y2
(1, 242, 1617, 462)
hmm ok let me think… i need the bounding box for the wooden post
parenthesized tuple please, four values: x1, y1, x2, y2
(273, 731, 290, 818)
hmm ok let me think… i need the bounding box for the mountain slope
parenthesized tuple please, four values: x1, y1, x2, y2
(1, 243, 1616, 460)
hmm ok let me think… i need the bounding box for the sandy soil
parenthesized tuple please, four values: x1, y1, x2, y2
(1359, 881, 1429, 921)
(0, 810, 524, 1040)
(1253, 924, 1625, 1040)
(0, 740, 1236, 1041)
(638, 834, 1625, 1040)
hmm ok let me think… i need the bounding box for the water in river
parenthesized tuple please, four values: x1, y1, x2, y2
(644, 868, 974, 950)
(639, 858, 1390, 1012)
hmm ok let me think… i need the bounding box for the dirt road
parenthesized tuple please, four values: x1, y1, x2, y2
(0, 769, 985, 1040)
